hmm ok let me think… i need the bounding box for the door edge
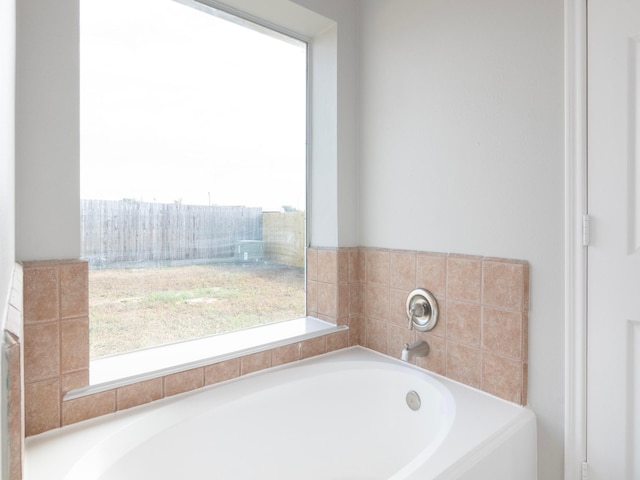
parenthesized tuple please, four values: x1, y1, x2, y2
(564, 0, 588, 478)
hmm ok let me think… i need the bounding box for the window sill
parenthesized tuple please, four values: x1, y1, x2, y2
(65, 317, 345, 400)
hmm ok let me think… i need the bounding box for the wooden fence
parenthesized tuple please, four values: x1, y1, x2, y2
(263, 211, 305, 268)
(81, 200, 305, 269)
(81, 200, 262, 268)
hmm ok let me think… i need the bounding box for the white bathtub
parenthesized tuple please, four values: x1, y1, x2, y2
(25, 347, 536, 480)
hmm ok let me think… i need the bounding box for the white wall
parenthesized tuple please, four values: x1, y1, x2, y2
(300, 0, 360, 248)
(15, 0, 80, 261)
(0, 0, 15, 475)
(358, 1, 564, 479)
(293, 0, 360, 247)
(13, 0, 565, 478)
(0, 0, 15, 326)
(308, 23, 339, 247)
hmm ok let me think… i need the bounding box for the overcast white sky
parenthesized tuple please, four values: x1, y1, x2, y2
(80, 0, 307, 210)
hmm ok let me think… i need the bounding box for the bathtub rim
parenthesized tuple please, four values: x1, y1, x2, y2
(25, 346, 536, 480)
(36, 346, 457, 440)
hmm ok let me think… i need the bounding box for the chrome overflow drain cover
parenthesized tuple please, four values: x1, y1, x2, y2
(406, 390, 421, 411)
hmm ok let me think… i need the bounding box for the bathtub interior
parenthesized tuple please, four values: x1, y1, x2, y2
(25, 347, 534, 480)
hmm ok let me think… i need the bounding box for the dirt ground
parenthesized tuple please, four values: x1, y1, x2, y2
(89, 263, 305, 358)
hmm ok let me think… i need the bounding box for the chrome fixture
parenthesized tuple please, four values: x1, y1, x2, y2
(401, 340, 430, 362)
(406, 288, 438, 331)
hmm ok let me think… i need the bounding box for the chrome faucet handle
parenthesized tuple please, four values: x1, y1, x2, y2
(408, 303, 426, 330)
(406, 289, 439, 332)
(412, 303, 425, 317)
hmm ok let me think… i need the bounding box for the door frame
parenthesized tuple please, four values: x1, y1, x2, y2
(565, 0, 588, 479)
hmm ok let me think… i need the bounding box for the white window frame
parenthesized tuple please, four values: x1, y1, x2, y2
(70, 0, 347, 395)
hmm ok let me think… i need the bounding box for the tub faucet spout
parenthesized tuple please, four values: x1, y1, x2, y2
(401, 340, 430, 362)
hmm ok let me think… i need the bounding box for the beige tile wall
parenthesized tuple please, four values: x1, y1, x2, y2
(22, 260, 90, 436)
(4, 263, 24, 480)
(306, 247, 363, 345)
(351, 248, 529, 404)
(21, 247, 527, 437)
(21, 258, 348, 434)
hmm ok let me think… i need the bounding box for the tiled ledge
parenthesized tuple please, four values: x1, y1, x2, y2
(66, 317, 345, 399)
(57, 323, 349, 428)
(21, 259, 353, 435)
(21, 247, 529, 435)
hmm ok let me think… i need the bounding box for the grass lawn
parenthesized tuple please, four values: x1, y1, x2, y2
(89, 263, 305, 358)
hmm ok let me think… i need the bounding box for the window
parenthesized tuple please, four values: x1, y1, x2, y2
(80, 0, 307, 359)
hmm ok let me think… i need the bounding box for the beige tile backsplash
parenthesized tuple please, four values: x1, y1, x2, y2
(19, 247, 528, 439)
(22, 260, 90, 437)
(4, 263, 24, 480)
(307, 247, 529, 404)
